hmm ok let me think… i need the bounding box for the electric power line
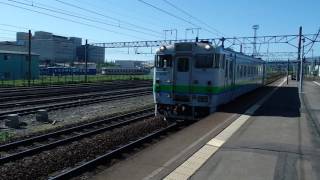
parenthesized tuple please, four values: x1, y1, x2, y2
(161, 0, 225, 37)
(74, 0, 171, 31)
(304, 28, 320, 57)
(8, 0, 161, 38)
(137, 0, 201, 29)
(54, 0, 163, 36)
(0, 1, 147, 40)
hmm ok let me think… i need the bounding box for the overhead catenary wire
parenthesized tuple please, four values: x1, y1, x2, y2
(0, 1, 147, 40)
(304, 28, 320, 57)
(73, 0, 170, 31)
(137, 0, 201, 30)
(54, 0, 163, 37)
(8, 0, 161, 38)
(161, 0, 225, 38)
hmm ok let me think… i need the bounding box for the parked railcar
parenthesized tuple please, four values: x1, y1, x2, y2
(40, 66, 97, 76)
(101, 67, 150, 75)
(153, 42, 265, 120)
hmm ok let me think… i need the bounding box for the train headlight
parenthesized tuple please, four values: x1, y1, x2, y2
(205, 44, 211, 50)
(160, 46, 166, 51)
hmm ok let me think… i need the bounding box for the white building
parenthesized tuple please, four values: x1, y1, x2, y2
(115, 60, 144, 68)
(76, 45, 105, 64)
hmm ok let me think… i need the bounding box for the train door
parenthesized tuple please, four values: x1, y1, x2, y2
(173, 56, 191, 101)
(230, 57, 235, 87)
(229, 56, 235, 99)
(224, 55, 230, 89)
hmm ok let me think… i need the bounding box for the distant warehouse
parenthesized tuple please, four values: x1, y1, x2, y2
(0, 50, 39, 80)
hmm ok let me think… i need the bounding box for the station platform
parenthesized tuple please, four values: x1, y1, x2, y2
(92, 79, 320, 180)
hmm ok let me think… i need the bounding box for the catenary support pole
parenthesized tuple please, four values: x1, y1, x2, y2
(287, 59, 289, 85)
(300, 37, 305, 91)
(28, 30, 31, 87)
(297, 26, 302, 82)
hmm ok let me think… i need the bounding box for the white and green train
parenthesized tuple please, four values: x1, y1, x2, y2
(153, 41, 266, 120)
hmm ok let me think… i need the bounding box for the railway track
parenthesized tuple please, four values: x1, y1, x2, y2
(0, 80, 151, 102)
(0, 108, 155, 164)
(0, 87, 152, 119)
(49, 122, 177, 180)
(0, 80, 150, 93)
(0, 86, 151, 109)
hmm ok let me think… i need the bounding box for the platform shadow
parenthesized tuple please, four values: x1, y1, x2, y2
(216, 86, 301, 118)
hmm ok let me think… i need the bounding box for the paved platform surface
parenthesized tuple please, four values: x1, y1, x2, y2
(190, 80, 320, 180)
(91, 79, 320, 180)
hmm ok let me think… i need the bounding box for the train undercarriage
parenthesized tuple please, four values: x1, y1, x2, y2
(155, 103, 212, 120)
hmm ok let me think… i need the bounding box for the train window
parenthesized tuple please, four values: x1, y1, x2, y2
(177, 57, 189, 72)
(221, 54, 226, 69)
(229, 61, 233, 79)
(225, 60, 229, 77)
(244, 66, 247, 77)
(195, 55, 213, 68)
(175, 43, 192, 51)
(156, 55, 172, 68)
(214, 53, 220, 68)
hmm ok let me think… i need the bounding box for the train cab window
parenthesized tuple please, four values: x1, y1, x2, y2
(195, 55, 213, 68)
(156, 55, 172, 68)
(177, 57, 189, 72)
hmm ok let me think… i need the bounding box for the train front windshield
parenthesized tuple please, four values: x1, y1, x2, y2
(155, 55, 172, 68)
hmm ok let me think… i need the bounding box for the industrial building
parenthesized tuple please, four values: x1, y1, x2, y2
(0, 50, 39, 80)
(15, 31, 105, 64)
(16, 31, 82, 64)
(76, 45, 105, 64)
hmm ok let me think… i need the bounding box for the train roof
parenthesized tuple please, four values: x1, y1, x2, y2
(156, 42, 265, 63)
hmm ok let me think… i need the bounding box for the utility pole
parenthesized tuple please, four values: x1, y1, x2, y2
(252, 25, 259, 57)
(85, 39, 88, 83)
(28, 30, 31, 87)
(297, 26, 302, 82)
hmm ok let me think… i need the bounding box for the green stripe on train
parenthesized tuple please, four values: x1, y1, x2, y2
(153, 81, 262, 94)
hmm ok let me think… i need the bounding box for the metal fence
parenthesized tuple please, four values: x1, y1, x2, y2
(0, 74, 152, 87)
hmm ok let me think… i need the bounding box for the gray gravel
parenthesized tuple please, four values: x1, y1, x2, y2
(0, 95, 154, 139)
(0, 117, 168, 180)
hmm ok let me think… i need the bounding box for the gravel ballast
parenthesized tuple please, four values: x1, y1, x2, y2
(0, 95, 153, 141)
(0, 116, 168, 180)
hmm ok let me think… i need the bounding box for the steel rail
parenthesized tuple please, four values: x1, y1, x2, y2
(0, 90, 152, 119)
(0, 108, 154, 164)
(48, 123, 177, 180)
(0, 86, 151, 109)
(0, 80, 151, 94)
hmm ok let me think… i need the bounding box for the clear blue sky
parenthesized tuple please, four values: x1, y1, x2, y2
(0, 0, 319, 61)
